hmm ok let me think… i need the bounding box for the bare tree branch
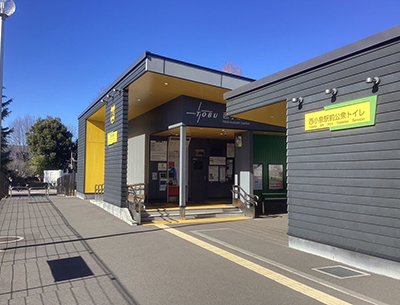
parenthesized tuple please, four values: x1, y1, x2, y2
(222, 62, 242, 76)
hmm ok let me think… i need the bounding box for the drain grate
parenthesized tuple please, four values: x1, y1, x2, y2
(0, 236, 24, 244)
(313, 265, 369, 279)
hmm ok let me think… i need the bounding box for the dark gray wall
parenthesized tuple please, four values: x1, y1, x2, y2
(227, 37, 400, 262)
(234, 131, 253, 177)
(103, 90, 129, 206)
(77, 59, 146, 205)
(128, 97, 184, 138)
(128, 95, 283, 139)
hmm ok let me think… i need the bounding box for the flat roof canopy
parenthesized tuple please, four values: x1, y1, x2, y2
(229, 101, 287, 127)
(80, 52, 255, 126)
(81, 52, 287, 137)
(126, 72, 232, 121)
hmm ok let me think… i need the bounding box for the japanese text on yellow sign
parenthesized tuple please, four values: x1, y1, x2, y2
(107, 131, 118, 145)
(110, 105, 116, 124)
(305, 96, 377, 131)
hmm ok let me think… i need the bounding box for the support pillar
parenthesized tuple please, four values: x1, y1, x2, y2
(179, 124, 186, 220)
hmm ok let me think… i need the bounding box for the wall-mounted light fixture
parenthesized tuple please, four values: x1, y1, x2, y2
(291, 97, 303, 104)
(366, 76, 380, 85)
(325, 88, 338, 96)
(112, 88, 123, 95)
(291, 97, 303, 109)
(99, 88, 123, 104)
(325, 88, 338, 103)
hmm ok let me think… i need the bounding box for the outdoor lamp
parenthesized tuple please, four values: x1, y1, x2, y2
(291, 97, 303, 110)
(0, 0, 15, 17)
(366, 76, 380, 85)
(291, 97, 303, 104)
(325, 88, 338, 96)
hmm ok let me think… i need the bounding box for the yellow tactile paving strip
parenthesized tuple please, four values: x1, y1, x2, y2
(156, 224, 352, 305)
(145, 204, 232, 212)
(142, 217, 248, 226)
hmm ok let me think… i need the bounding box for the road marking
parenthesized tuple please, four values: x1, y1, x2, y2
(192, 229, 385, 305)
(156, 224, 351, 305)
(142, 217, 247, 226)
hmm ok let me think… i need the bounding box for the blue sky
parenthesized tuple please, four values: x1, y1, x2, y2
(3, 0, 400, 136)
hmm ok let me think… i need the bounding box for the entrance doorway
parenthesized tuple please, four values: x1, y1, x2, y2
(190, 156, 207, 202)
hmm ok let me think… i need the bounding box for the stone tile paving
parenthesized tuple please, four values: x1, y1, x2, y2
(0, 195, 137, 305)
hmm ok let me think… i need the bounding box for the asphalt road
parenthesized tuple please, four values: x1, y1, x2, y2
(1, 195, 399, 304)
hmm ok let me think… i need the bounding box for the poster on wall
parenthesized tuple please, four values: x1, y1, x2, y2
(168, 137, 180, 185)
(209, 166, 219, 182)
(227, 143, 235, 158)
(226, 159, 234, 182)
(268, 164, 284, 190)
(168, 137, 191, 186)
(158, 163, 167, 171)
(209, 156, 226, 165)
(253, 164, 263, 190)
(219, 166, 226, 182)
(150, 140, 167, 161)
(235, 135, 242, 148)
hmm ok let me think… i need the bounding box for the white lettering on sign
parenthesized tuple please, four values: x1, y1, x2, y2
(186, 102, 250, 126)
(186, 102, 219, 123)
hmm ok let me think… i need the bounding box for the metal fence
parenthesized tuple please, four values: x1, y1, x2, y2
(127, 183, 146, 225)
(56, 173, 76, 197)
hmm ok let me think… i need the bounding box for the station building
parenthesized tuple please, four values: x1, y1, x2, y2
(77, 52, 286, 222)
(78, 25, 400, 279)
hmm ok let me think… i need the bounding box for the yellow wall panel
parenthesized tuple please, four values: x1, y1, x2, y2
(85, 119, 105, 193)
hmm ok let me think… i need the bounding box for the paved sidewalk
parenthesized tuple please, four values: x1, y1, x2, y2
(0, 195, 136, 305)
(1, 194, 399, 305)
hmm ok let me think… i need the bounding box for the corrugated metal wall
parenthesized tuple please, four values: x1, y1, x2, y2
(103, 90, 129, 206)
(227, 37, 400, 262)
(286, 38, 400, 262)
(77, 60, 146, 204)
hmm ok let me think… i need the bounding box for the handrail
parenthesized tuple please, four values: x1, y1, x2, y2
(231, 184, 259, 218)
(94, 184, 104, 201)
(231, 184, 258, 208)
(127, 183, 146, 225)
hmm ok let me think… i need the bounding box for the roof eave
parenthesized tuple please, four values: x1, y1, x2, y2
(224, 24, 400, 100)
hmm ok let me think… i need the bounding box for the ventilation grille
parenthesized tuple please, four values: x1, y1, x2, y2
(313, 265, 369, 279)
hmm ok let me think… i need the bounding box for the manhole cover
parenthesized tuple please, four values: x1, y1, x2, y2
(0, 236, 24, 243)
(313, 265, 369, 279)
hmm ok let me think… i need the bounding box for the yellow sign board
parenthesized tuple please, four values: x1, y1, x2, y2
(305, 96, 377, 131)
(107, 131, 118, 145)
(110, 105, 116, 124)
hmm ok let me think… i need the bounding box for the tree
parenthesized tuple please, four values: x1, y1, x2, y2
(93, 84, 110, 101)
(9, 114, 36, 149)
(1, 97, 13, 173)
(222, 62, 242, 76)
(26, 116, 73, 177)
